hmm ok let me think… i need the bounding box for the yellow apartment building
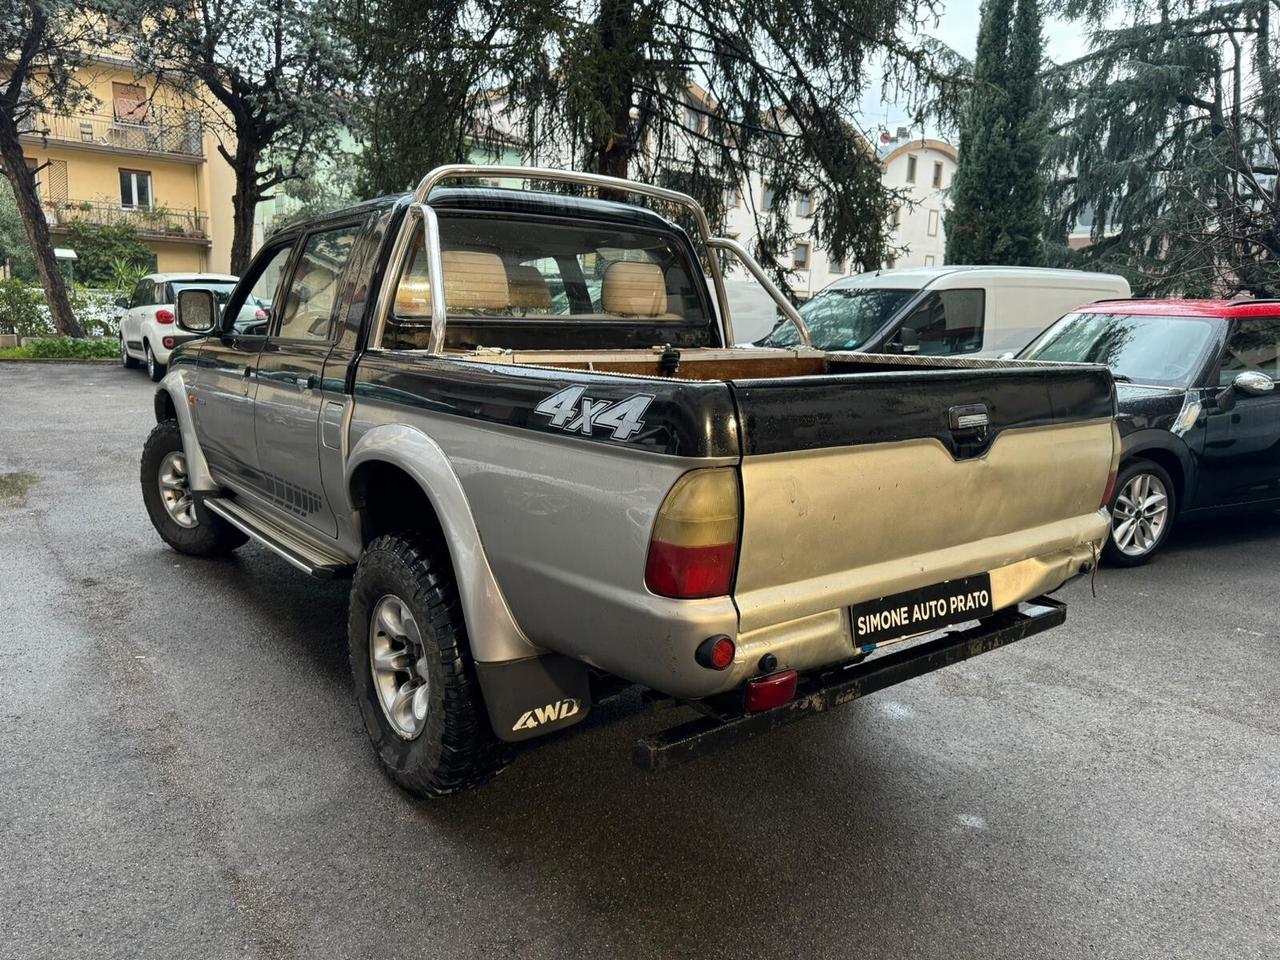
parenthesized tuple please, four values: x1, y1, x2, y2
(19, 52, 235, 275)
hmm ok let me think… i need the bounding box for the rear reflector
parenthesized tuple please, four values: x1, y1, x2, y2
(694, 635, 736, 671)
(162, 336, 176, 349)
(645, 468, 740, 599)
(744, 671, 798, 712)
(156, 308, 175, 324)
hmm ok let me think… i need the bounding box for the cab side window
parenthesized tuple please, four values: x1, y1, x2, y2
(900, 288, 985, 355)
(129, 279, 151, 309)
(1219, 316, 1280, 385)
(228, 242, 295, 335)
(273, 224, 362, 341)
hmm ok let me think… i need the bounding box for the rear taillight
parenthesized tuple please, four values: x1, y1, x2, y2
(156, 308, 175, 324)
(745, 671, 798, 712)
(644, 468, 740, 599)
(1100, 422, 1122, 509)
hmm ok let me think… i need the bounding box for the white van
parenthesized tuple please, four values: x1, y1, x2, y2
(757, 266, 1132, 357)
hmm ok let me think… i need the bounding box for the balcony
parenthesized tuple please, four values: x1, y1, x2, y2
(20, 107, 204, 161)
(44, 199, 210, 245)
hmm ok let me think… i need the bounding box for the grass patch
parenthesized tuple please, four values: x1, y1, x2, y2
(0, 337, 118, 360)
(0, 471, 37, 504)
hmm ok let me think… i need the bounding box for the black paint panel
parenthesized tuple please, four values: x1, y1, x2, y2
(354, 352, 741, 459)
(731, 365, 1116, 458)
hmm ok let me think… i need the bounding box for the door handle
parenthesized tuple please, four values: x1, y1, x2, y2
(303, 374, 320, 390)
(242, 366, 253, 378)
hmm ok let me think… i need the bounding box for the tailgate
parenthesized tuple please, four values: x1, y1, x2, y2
(730, 364, 1116, 633)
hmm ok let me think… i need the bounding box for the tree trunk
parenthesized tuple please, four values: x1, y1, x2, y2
(227, 140, 261, 275)
(0, 115, 85, 338)
(591, 0, 636, 185)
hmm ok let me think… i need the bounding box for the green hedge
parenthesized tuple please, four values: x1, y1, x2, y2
(0, 337, 119, 360)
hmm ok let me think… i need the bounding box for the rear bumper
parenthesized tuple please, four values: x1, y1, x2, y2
(634, 595, 1066, 771)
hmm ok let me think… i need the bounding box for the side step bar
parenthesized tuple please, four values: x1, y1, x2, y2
(202, 497, 355, 580)
(633, 596, 1067, 772)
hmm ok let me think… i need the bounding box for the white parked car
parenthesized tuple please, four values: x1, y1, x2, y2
(759, 266, 1132, 357)
(119, 273, 241, 380)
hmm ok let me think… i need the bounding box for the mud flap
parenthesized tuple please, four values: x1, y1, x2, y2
(475, 655, 592, 742)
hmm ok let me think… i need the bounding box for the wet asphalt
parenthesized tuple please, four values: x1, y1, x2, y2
(2, 362, 1278, 959)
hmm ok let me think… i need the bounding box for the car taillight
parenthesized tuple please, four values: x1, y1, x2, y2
(156, 308, 175, 324)
(744, 671, 798, 712)
(1100, 422, 1122, 509)
(644, 468, 740, 599)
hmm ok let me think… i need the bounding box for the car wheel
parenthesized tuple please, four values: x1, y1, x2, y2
(348, 532, 510, 798)
(145, 341, 165, 382)
(120, 336, 139, 369)
(1103, 459, 1176, 567)
(140, 420, 247, 556)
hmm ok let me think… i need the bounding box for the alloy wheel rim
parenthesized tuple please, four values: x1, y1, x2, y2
(157, 451, 198, 528)
(1112, 472, 1169, 557)
(369, 595, 430, 740)
(146, 346, 155, 377)
(120, 338, 128, 365)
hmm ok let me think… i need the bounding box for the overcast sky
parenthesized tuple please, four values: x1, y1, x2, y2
(859, 0, 1095, 137)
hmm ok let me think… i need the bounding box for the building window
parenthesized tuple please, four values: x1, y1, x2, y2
(932, 161, 943, 188)
(906, 155, 917, 183)
(796, 190, 813, 217)
(793, 243, 811, 270)
(762, 184, 777, 210)
(829, 256, 844, 274)
(726, 186, 742, 209)
(885, 256, 897, 269)
(892, 205, 902, 228)
(119, 169, 152, 209)
(924, 254, 936, 267)
(112, 82, 148, 124)
(927, 209, 940, 237)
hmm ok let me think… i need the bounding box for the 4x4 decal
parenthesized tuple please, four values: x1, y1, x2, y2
(534, 385, 655, 441)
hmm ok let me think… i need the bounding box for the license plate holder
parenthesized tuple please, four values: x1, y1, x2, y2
(851, 574, 994, 647)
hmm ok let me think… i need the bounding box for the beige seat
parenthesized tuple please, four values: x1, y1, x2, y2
(442, 250, 510, 312)
(601, 261, 671, 317)
(508, 265, 552, 313)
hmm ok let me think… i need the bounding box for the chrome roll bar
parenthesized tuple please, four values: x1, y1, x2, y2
(372, 164, 810, 352)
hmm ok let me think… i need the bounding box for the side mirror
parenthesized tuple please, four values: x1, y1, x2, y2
(893, 326, 920, 354)
(1234, 370, 1275, 396)
(174, 288, 219, 335)
(1216, 370, 1274, 411)
(114, 295, 129, 309)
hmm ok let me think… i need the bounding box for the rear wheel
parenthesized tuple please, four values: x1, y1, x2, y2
(1103, 459, 1175, 566)
(145, 341, 165, 382)
(120, 336, 138, 368)
(348, 532, 510, 798)
(140, 420, 246, 556)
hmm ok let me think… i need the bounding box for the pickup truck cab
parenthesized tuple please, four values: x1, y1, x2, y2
(760, 266, 1131, 357)
(140, 166, 1119, 798)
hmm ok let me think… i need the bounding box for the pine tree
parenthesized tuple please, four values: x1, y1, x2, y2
(946, 0, 1047, 265)
(1045, 0, 1280, 297)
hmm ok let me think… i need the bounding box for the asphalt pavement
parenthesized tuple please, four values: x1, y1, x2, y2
(2, 362, 1278, 959)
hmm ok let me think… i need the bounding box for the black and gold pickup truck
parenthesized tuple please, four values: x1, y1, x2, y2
(140, 165, 1119, 798)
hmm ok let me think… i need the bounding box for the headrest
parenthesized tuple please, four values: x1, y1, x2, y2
(601, 260, 667, 317)
(443, 250, 509, 311)
(508, 264, 552, 310)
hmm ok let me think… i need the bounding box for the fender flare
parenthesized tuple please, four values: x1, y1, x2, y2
(1120, 428, 1197, 512)
(154, 371, 217, 492)
(344, 424, 542, 664)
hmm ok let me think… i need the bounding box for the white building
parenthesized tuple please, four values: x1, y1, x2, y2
(879, 136, 957, 271)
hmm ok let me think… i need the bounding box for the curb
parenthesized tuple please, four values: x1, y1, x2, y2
(0, 358, 119, 364)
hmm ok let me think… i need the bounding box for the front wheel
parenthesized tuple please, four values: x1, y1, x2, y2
(140, 420, 247, 556)
(348, 532, 510, 798)
(1103, 459, 1176, 566)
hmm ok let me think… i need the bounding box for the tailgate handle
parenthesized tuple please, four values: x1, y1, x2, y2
(948, 403, 990, 432)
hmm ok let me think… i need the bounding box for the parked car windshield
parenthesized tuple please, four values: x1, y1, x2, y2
(758, 287, 916, 349)
(1019, 312, 1220, 387)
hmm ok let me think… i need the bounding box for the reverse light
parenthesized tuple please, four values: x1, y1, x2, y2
(155, 308, 175, 324)
(744, 671, 798, 712)
(644, 468, 740, 599)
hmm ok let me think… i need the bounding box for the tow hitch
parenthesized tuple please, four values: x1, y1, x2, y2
(633, 596, 1066, 771)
